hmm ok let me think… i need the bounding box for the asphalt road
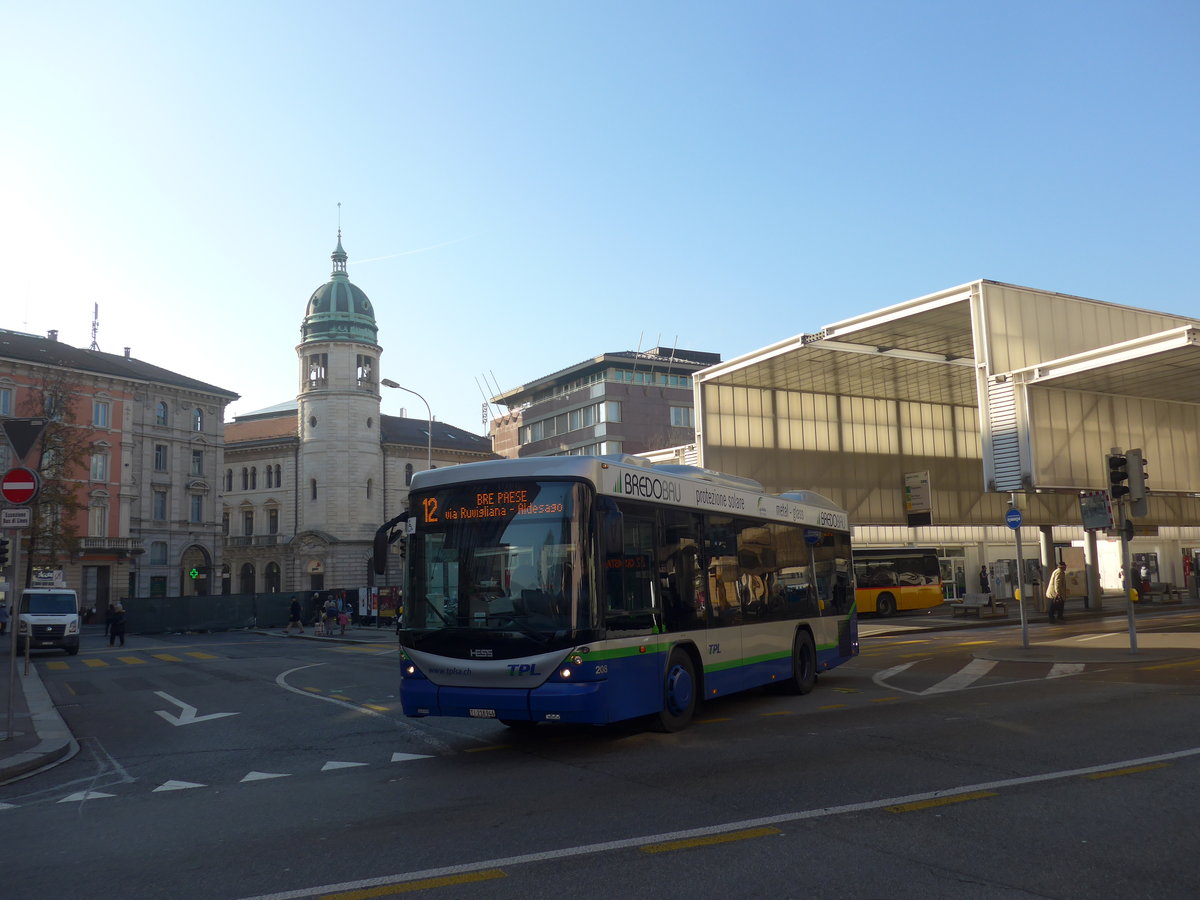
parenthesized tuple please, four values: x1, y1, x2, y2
(3, 614, 1200, 899)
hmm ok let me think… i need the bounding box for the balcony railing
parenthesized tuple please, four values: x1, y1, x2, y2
(79, 537, 146, 555)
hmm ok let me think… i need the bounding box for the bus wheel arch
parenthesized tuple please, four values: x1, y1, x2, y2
(784, 627, 817, 695)
(652, 643, 701, 733)
(875, 592, 896, 617)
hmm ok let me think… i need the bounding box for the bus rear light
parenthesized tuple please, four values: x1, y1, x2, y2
(639, 646, 646, 653)
(559, 667, 573, 679)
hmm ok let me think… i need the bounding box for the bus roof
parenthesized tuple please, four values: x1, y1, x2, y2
(409, 454, 850, 532)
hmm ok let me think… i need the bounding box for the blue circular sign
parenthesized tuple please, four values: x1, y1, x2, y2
(1005, 508, 1023, 529)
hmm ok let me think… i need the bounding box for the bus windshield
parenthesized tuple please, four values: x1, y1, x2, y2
(406, 480, 590, 643)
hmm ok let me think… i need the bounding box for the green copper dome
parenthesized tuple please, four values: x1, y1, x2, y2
(300, 232, 379, 345)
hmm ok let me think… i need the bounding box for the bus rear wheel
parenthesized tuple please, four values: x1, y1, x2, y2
(876, 592, 896, 617)
(783, 629, 817, 695)
(653, 648, 697, 733)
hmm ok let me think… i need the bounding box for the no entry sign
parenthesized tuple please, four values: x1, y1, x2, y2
(1, 467, 41, 505)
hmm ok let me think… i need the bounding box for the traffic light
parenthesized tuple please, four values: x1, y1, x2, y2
(1128, 448, 1149, 518)
(1107, 452, 1130, 501)
(0, 536, 9, 567)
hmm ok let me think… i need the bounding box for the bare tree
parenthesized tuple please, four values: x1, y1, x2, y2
(17, 370, 92, 584)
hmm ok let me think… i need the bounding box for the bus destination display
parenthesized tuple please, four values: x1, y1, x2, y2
(421, 487, 566, 524)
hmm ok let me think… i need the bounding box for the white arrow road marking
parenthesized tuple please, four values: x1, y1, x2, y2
(0, 802, 18, 810)
(242, 771, 290, 782)
(154, 780, 206, 792)
(153, 691, 239, 726)
(322, 761, 369, 771)
(392, 752, 433, 763)
(923, 658, 999, 695)
(60, 791, 115, 802)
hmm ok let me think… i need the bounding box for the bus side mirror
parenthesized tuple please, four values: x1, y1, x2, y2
(372, 531, 389, 576)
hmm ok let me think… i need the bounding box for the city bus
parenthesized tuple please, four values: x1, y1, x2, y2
(379, 455, 857, 732)
(852, 547, 943, 616)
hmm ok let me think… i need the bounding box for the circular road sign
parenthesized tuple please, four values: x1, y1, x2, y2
(1, 467, 41, 505)
(1005, 508, 1023, 530)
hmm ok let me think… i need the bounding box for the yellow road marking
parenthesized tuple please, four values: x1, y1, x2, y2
(1084, 762, 1169, 780)
(83, 658, 108, 668)
(694, 717, 731, 723)
(152, 654, 182, 662)
(364, 704, 390, 712)
(331, 694, 352, 701)
(642, 826, 781, 854)
(761, 710, 795, 717)
(818, 703, 849, 710)
(871, 696, 902, 703)
(118, 656, 145, 664)
(46, 661, 69, 671)
(465, 745, 511, 753)
(1136, 660, 1200, 671)
(887, 790, 998, 813)
(185, 651, 218, 659)
(303, 686, 322, 693)
(321, 868, 506, 898)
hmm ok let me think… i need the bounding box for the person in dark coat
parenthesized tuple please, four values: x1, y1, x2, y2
(109, 602, 127, 647)
(284, 596, 304, 634)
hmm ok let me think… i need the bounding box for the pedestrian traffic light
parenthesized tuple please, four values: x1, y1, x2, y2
(0, 537, 9, 567)
(1127, 448, 1148, 517)
(1107, 452, 1130, 501)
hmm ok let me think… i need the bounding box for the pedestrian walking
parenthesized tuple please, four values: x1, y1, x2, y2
(104, 601, 116, 637)
(0, 600, 9, 636)
(979, 565, 990, 595)
(109, 602, 127, 647)
(284, 597, 304, 635)
(1046, 561, 1067, 623)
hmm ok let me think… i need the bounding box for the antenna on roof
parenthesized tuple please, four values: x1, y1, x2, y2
(90, 302, 100, 351)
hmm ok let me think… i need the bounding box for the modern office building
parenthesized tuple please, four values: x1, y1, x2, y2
(693, 279, 1200, 604)
(0, 328, 238, 608)
(488, 346, 720, 459)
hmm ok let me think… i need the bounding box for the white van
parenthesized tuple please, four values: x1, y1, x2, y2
(17, 588, 81, 655)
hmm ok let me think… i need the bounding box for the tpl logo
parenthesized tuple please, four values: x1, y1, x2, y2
(507, 663, 542, 676)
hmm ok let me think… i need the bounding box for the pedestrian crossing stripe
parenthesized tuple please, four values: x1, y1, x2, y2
(154, 781, 206, 792)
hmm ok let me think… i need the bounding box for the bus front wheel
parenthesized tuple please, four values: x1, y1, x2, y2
(876, 593, 896, 617)
(784, 630, 817, 695)
(653, 649, 697, 733)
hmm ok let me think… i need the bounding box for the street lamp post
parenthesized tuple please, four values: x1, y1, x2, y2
(381, 379, 432, 470)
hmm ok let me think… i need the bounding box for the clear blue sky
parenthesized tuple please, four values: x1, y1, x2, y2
(4, 1, 1197, 434)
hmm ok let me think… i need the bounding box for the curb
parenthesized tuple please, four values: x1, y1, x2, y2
(0, 661, 79, 785)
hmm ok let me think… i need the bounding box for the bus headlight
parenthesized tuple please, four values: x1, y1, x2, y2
(558, 667, 573, 680)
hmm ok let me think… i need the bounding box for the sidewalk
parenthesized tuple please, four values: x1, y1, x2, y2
(4, 600, 1198, 784)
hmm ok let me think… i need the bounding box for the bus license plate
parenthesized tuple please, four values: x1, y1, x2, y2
(468, 708, 497, 718)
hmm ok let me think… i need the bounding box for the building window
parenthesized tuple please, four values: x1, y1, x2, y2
(89, 501, 108, 536)
(222, 511, 230, 535)
(241, 467, 249, 490)
(265, 562, 282, 593)
(405, 463, 414, 486)
(190, 494, 204, 523)
(366, 478, 373, 499)
(239, 563, 255, 594)
(150, 576, 168, 598)
(191, 449, 205, 476)
(150, 541, 168, 565)
(250, 466, 257, 489)
(311, 479, 318, 500)
(155, 401, 169, 426)
(154, 444, 168, 471)
(243, 510, 254, 536)
(153, 490, 168, 520)
(224, 469, 233, 492)
(90, 450, 109, 482)
(93, 399, 110, 427)
(273, 464, 282, 487)
(268, 508, 279, 534)
(356, 354, 374, 387)
(307, 353, 328, 389)
(193, 408, 204, 432)
(0, 386, 12, 417)
(605, 401, 621, 423)
(669, 406, 695, 428)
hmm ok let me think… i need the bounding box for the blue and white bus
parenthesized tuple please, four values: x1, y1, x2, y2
(386, 455, 857, 731)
